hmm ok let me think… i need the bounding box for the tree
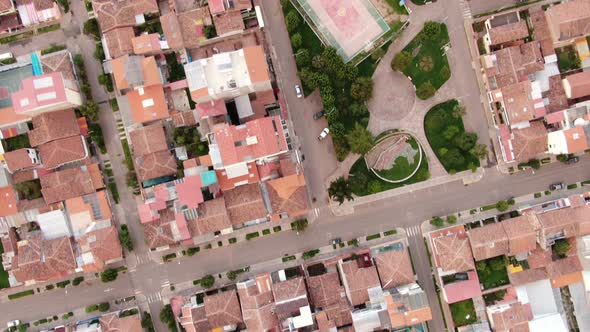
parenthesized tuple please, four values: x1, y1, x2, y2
(349, 103, 369, 118)
(446, 215, 457, 224)
(423, 21, 441, 39)
(440, 66, 451, 81)
(98, 302, 110, 312)
(350, 77, 374, 102)
(476, 260, 487, 272)
(89, 123, 106, 154)
(430, 216, 444, 227)
(415, 168, 430, 181)
(328, 177, 353, 205)
(160, 304, 177, 332)
(98, 73, 113, 92)
(199, 275, 215, 288)
(291, 219, 309, 232)
(311, 55, 324, 69)
(528, 158, 541, 170)
(371, 48, 386, 61)
(452, 104, 466, 118)
(94, 43, 105, 61)
(142, 312, 155, 332)
(119, 225, 133, 251)
(203, 25, 216, 39)
(126, 172, 138, 188)
(100, 268, 118, 283)
(442, 148, 465, 168)
(290, 33, 303, 49)
(489, 256, 507, 271)
(285, 11, 300, 33)
(346, 123, 374, 155)
(416, 81, 436, 99)
(470, 143, 488, 160)
(227, 271, 237, 281)
(79, 100, 99, 121)
(295, 49, 310, 67)
(391, 51, 412, 71)
(496, 200, 510, 212)
(442, 125, 460, 140)
(349, 172, 368, 192)
(329, 122, 346, 138)
(553, 239, 571, 256)
(368, 180, 382, 194)
(83, 19, 100, 39)
(453, 132, 478, 151)
(557, 154, 570, 163)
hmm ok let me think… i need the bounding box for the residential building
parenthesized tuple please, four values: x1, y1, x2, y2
(40, 163, 105, 204)
(160, 6, 212, 50)
(430, 225, 475, 276)
(236, 273, 280, 332)
(271, 274, 314, 330)
(129, 124, 176, 184)
(17, 0, 61, 27)
(110, 55, 163, 93)
(11, 72, 82, 116)
(563, 70, 590, 100)
(483, 12, 529, 52)
(545, 0, 590, 46)
(184, 46, 272, 103)
(0, 0, 16, 16)
(204, 290, 243, 330)
(306, 269, 352, 328)
(132, 33, 168, 55)
(338, 253, 381, 307)
(99, 311, 143, 332)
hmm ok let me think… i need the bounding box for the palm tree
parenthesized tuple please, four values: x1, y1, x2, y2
(328, 177, 353, 205)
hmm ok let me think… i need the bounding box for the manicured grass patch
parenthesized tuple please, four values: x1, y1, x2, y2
(347, 239, 359, 246)
(262, 229, 271, 235)
(186, 247, 199, 256)
(476, 256, 509, 289)
(374, 137, 421, 181)
(0, 31, 33, 44)
(568, 183, 578, 190)
(424, 100, 481, 172)
(38, 24, 61, 34)
(162, 253, 176, 262)
(302, 249, 320, 260)
(8, 289, 34, 300)
(398, 22, 450, 99)
(228, 237, 237, 244)
(366, 233, 381, 241)
(450, 299, 477, 327)
(246, 232, 260, 240)
(349, 149, 429, 196)
(120, 139, 135, 171)
(534, 192, 542, 198)
(556, 46, 581, 72)
(107, 181, 120, 204)
(40, 44, 66, 55)
(384, 229, 397, 236)
(385, 0, 408, 14)
(282, 255, 296, 262)
(3, 134, 30, 151)
(110, 98, 119, 112)
(357, 35, 397, 77)
(273, 226, 282, 232)
(56, 280, 70, 288)
(0, 242, 9, 289)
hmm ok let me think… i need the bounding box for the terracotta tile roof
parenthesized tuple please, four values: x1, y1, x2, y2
(143, 208, 177, 248)
(212, 10, 245, 37)
(237, 275, 279, 332)
(40, 50, 76, 82)
(204, 290, 243, 328)
(468, 222, 509, 261)
(0, 107, 30, 128)
(134, 150, 177, 182)
(176, 175, 203, 209)
(128, 84, 170, 124)
(4, 149, 39, 173)
(208, 0, 224, 14)
(104, 27, 135, 59)
(431, 226, 475, 274)
(216, 161, 260, 191)
(129, 124, 168, 156)
(38, 135, 88, 170)
(564, 71, 590, 99)
(546, 0, 590, 42)
(0, 0, 13, 12)
(502, 214, 538, 255)
(508, 267, 549, 286)
(527, 246, 552, 269)
(340, 259, 381, 306)
(0, 13, 19, 31)
(12, 235, 76, 283)
(511, 121, 548, 162)
(0, 186, 18, 217)
(563, 126, 589, 153)
(177, 7, 212, 48)
(180, 305, 209, 332)
(491, 302, 532, 331)
(265, 173, 308, 218)
(160, 13, 183, 49)
(537, 205, 590, 238)
(197, 100, 227, 119)
(33, 0, 53, 10)
(485, 42, 544, 89)
(324, 297, 353, 327)
(244, 45, 270, 84)
(502, 80, 539, 125)
(222, 183, 267, 225)
(307, 271, 345, 308)
(111, 55, 141, 90)
(488, 20, 529, 45)
(530, 8, 553, 43)
(544, 75, 568, 113)
(374, 246, 415, 288)
(443, 271, 482, 304)
(272, 276, 309, 319)
(141, 56, 162, 86)
(28, 108, 81, 147)
(132, 33, 161, 54)
(188, 197, 231, 236)
(213, 116, 287, 168)
(227, 0, 251, 10)
(385, 292, 433, 329)
(78, 226, 123, 272)
(99, 312, 143, 332)
(549, 257, 584, 288)
(40, 164, 104, 204)
(92, 0, 159, 33)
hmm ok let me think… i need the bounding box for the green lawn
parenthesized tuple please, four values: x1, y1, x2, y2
(375, 137, 421, 181)
(385, 0, 408, 15)
(0, 243, 10, 289)
(450, 299, 477, 327)
(424, 100, 480, 173)
(476, 256, 509, 289)
(556, 46, 581, 72)
(3, 134, 30, 151)
(349, 148, 429, 196)
(357, 20, 404, 77)
(400, 22, 450, 96)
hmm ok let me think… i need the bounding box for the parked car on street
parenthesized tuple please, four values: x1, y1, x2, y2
(331, 238, 342, 245)
(7, 320, 20, 328)
(565, 156, 579, 164)
(318, 127, 330, 140)
(549, 182, 566, 191)
(295, 84, 303, 98)
(313, 110, 326, 120)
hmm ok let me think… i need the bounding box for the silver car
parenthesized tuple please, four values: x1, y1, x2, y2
(318, 127, 330, 140)
(295, 84, 303, 98)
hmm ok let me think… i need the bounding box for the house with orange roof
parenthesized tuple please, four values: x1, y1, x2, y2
(429, 225, 475, 276)
(131, 33, 168, 55)
(99, 311, 143, 332)
(545, 0, 590, 46)
(65, 190, 113, 238)
(110, 55, 163, 93)
(77, 225, 123, 273)
(127, 84, 170, 124)
(264, 172, 309, 220)
(236, 273, 280, 332)
(184, 45, 272, 103)
(160, 6, 212, 50)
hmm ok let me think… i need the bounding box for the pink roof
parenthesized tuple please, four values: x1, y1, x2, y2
(138, 203, 160, 224)
(214, 116, 288, 167)
(197, 100, 227, 119)
(176, 175, 204, 209)
(148, 199, 167, 211)
(499, 124, 514, 162)
(208, 0, 224, 14)
(12, 72, 68, 114)
(166, 79, 188, 91)
(154, 186, 170, 202)
(546, 111, 565, 125)
(443, 271, 482, 304)
(175, 213, 191, 240)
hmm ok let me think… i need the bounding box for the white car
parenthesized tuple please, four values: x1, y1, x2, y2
(318, 127, 330, 140)
(295, 84, 303, 98)
(7, 320, 20, 328)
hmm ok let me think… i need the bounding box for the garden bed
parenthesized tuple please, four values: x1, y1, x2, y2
(424, 100, 480, 172)
(369, 135, 422, 182)
(476, 256, 509, 289)
(450, 299, 477, 327)
(556, 46, 581, 72)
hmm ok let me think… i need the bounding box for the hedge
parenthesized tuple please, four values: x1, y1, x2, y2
(8, 289, 34, 300)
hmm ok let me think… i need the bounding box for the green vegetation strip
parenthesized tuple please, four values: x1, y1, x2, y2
(282, 255, 296, 262)
(366, 233, 381, 241)
(38, 24, 61, 34)
(8, 289, 34, 300)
